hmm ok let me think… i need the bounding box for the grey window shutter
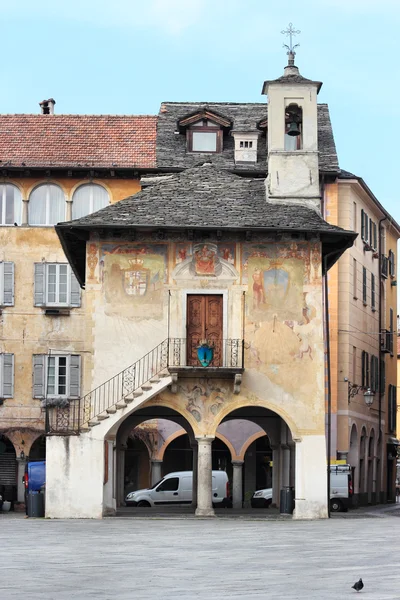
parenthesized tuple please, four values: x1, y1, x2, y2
(69, 269, 81, 307)
(69, 355, 81, 398)
(34, 263, 46, 306)
(2, 353, 14, 398)
(33, 354, 45, 398)
(2, 262, 14, 306)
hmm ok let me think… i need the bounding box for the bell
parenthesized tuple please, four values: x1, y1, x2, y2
(287, 120, 300, 137)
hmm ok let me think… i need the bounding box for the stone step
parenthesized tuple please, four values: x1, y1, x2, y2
(115, 401, 128, 409)
(80, 425, 91, 433)
(97, 413, 110, 421)
(159, 370, 170, 378)
(141, 384, 153, 391)
(149, 377, 161, 384)
(88, 420, 100, 427)
(125, 396, 134, 404)
(106, 406, 117, 414)
(133, 390, 143, 397)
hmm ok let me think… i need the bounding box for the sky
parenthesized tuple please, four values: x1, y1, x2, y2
(1, 0, 399, 221)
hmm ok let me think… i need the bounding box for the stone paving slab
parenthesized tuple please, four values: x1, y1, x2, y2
(1, 511, 400, 599)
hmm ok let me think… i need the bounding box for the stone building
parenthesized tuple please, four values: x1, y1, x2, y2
(46, 54, 355, 519)
(325, 175, 399, 505)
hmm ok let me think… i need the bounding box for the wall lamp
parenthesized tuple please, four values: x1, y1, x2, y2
(344, 378, 375, 407)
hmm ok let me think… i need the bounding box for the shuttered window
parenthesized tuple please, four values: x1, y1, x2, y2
(389, 250, 395, 277)
(362, 267, 367, 304)
(388, 385, 397, 433)
(32, 354, 81, 399)
(370, 355, 379, 392)
(0, 353, 14, 398)
(34, 263, 80, 307)
(371, 273, 375, 310)
(0, 262, 14, 306)
(361, 351, 369, 388)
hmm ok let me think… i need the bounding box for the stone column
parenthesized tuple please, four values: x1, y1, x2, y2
(151, 459, 163, 486)
(21, 198, 29, 226)
(271, 444, 281, 507)
(16, 457, 27, 503)
(66, 198, 73, 221)
(103, 438, 116, 516)
(232, 460, 244, 509)
(195, 436, 215, 517)
(191, 441, 198, 509)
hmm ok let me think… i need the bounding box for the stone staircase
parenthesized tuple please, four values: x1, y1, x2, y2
(80, 370, 172, 434)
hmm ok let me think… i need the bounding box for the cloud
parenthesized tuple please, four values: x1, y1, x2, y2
(3, 0, 210, 34)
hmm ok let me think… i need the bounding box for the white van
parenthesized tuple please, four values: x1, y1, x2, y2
(251, 464, 353, 512)
(125, 470, 230, 507)
(330, 464, 353, 512)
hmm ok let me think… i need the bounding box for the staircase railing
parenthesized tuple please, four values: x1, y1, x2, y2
(47, 337, 245, 434)
(47, 339, 169, 434)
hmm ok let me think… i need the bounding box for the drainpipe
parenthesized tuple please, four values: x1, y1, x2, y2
(323, 249, 340, 518)
(378, 216, 387, 498)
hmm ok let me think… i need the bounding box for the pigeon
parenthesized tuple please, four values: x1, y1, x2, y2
(352, 578, 364, 592)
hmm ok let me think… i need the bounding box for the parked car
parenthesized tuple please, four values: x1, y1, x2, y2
(125, 470, 230, 507)
(251, 488, 272, 508)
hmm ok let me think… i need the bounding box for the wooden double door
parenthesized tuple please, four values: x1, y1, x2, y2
(187, 294, 223, 367)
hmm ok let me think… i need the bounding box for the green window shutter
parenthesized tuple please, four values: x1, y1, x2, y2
(69, 269, 81, 307)
(33, 354, 45, 398)
(69, 355, 81, 399)
(2, 262, 14, 306)
(361, 209, 365, 240)
(34, 263, 46, 306)
(2, 353, 14, 398)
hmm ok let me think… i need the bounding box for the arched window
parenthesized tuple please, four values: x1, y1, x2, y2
(28, 184, 65, 226)
(284, 104, 303, 151)
(0, 184, 22, 225)
(72, 184, 109, 220)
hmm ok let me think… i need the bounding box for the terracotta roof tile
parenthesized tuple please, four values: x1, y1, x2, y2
(0, 114, 157, 169)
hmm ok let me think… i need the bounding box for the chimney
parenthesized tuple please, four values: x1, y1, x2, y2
(39, 98, 56, 115)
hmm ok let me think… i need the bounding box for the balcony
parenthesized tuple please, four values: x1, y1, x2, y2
(168, 338, 244, 392)
(380, 329, 392, 354)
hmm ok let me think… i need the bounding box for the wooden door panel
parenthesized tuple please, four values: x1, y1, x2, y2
(187, 295, 222, 367)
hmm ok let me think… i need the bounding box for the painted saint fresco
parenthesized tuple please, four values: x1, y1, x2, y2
(174, 242, 236, 276)
(100, 243, 167, 319)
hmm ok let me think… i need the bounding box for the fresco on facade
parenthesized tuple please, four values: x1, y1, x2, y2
(100, 243, 167, 319)
(243, 242, 323, 401)
(174, 242, 236, 275)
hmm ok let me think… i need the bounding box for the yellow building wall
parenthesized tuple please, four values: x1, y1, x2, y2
(0, 176, 140, 454)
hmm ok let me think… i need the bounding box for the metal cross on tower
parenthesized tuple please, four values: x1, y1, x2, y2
(281, 23, 300, 65)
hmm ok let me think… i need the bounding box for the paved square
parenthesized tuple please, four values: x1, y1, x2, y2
(1, 511, 399, 599)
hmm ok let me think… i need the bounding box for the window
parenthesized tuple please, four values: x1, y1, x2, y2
(360, 210, 377, 250)
(0, 353, 14, 398)
(380, 358, 385, 394)
(361, 351, 369, 388)
(362, 267, 367, 304)
(353, 258, 358, 299)
(0, 184, 22, 225)
(34, 263, 81, 307)
(352, 346, 357, 382)
(389, 308, 394, 355)
(388, 250, 395, 277)
(72, 184, 109, 220)
(370, 355, 379, 392)
(372, 222, 377, 250)
(284, 104, 302, 150)
(187, 120, 222, 153)
(0, 262, 14, 306)
(388, 385, 397, 433)
(28, 184, 65, 226)
(33, 354, 80, 399)
(371, 273, 375, 310)
(353, 202, 357, 232)
(239, 141, 253, 148)
(156, 477, 179, 492)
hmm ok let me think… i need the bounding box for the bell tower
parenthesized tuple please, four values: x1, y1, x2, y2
(262, 24, 322, 211)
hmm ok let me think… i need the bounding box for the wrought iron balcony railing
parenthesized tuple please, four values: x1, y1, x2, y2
(46, 338, 244, 434)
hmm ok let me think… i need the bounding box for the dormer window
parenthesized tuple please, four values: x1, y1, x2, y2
(232, 131, 260, 164)
(177, 109, 232, 155)
(188, 119, 222, 153)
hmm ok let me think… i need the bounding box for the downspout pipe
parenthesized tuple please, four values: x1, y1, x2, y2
(378, 216, 387, 497)
(323, 248, 341, 518)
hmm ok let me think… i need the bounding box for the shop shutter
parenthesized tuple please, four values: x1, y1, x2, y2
(0, 453, 17, 485)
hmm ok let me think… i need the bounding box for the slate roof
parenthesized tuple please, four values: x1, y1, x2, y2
(156, 102, 339, 173)
(56, 164, 356, 286)
(0, 114, 157, 169)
